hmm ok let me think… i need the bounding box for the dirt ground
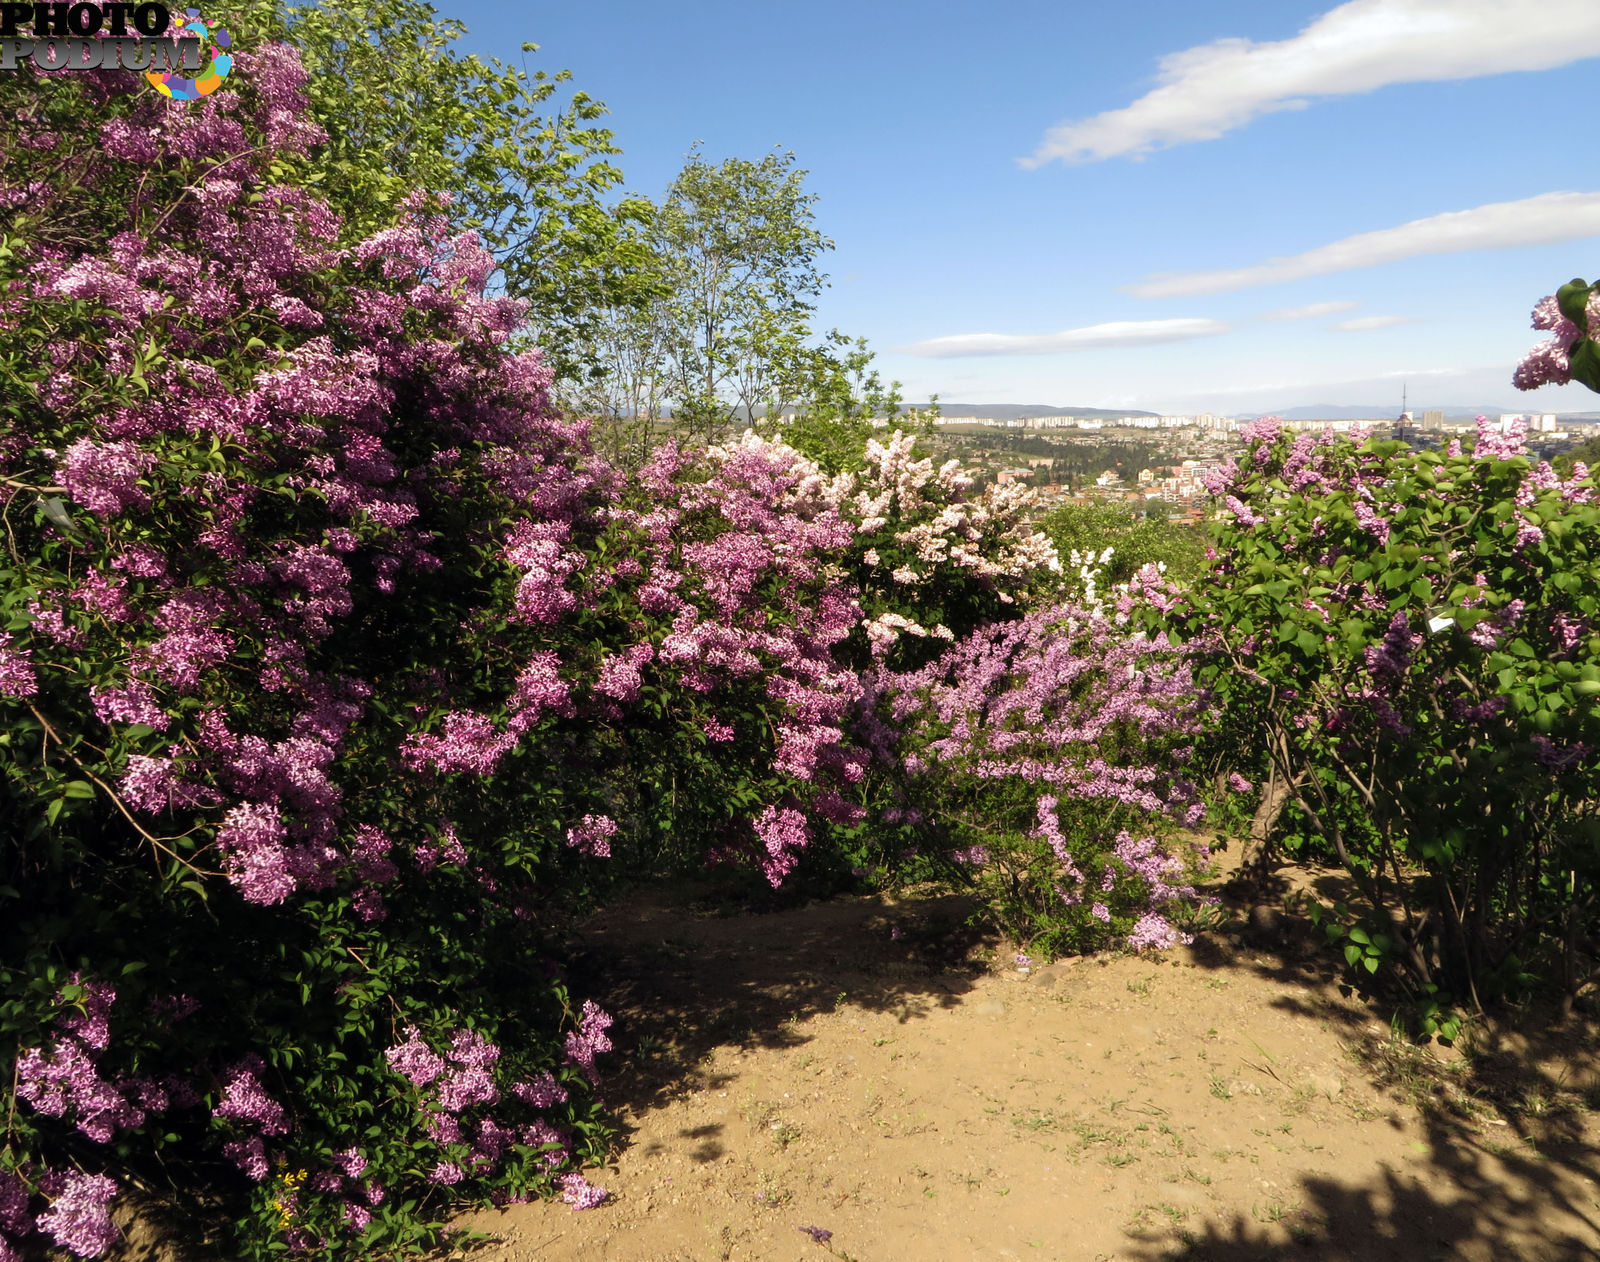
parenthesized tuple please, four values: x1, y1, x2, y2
(453, 865, 1600, 1262)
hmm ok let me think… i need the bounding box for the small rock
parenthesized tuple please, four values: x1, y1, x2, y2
(1030, 964, 1072, 988)
(1308, 1072, 1344, 1099)
(974, 998, 1007, 1015)
(1245, 904, 1283, 944)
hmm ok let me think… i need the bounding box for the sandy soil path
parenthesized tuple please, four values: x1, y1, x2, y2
(454, 882, 1600, 1262)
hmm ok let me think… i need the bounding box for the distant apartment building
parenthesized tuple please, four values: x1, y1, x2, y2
(1422, 409, 1444, 427)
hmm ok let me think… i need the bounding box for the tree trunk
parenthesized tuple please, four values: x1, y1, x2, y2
(1240, 765, 1301, 870)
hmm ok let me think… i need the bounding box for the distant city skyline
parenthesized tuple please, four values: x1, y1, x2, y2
(459, 0, 1600, 414)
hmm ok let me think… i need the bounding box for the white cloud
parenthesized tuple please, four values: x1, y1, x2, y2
(1023, 0, 1600, 167)
(1332, 314, 1415, 330)
(1263, 300, 1360, 320)
(901, 318, 1230, 358)
(1126, 191, 1600, 298)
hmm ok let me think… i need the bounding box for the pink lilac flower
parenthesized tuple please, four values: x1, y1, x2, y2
(72, 573, 132, 623)
(435, 1028, 501, 1112)
(565, 814, 617, 858)
(1513, 515, 1544, 550)
(385, 1027, 446, 1088)
(213, 1063, 289, 1136)
(423, 1111, 463, 1145)
(1553, 613, 1587, 656)
(215, 803, 295, 905)
(330, 1145, 364, 1181)
(59, 976, 115, 1050)
(447, 1028, 500, 1070)
(223, 1137, 269, 1180)
(26, 601, 85, 648)
(56, 438, 155, 517)
(1531, 734, 1588, 772)
(556, 1173, 607, 1210)
(349, 826, 397, 883)
(400, 709, 515, 776)
(594, 643, 653, 702)
(562, 1000, 613, 1085)
(35, 1171, 119, 1257)
(89, 681, 169, 732)
(1033, 795, 1084, 882)
(1223, 495, 1264, 527)
(1513, 339, 1572, 390)
(1090, 902, 1111, 923)
(511, 1072, 568, 1108)
(428, 1162, 464, 1186)
(0, 1171, 30, 1238)
(506, 651, 572, 729)
(1227, 772, 1253, 793)
(16, 1038, 144, 1143)
(1364, 613, 1420, 681)
(1474, 414, 1528, 461)
(1352, 499, 1391, 545)
(1127, 912, 1192, 951)
(469, 1117, 517, 1169)
(1112, 831, 1196, 904)
(752, 805, 810, 888)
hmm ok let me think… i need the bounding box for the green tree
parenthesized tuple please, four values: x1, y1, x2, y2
(232, 0, 660, 383)
(651, 147, 833, 444)
(567, 147, 909, 466)
(1040, 502, 1207, 587)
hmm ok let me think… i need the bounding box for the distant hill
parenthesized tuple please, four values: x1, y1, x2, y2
(903, 403, 1160, 421)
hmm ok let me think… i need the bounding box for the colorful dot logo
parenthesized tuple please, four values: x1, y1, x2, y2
(145, 8, 231, 100)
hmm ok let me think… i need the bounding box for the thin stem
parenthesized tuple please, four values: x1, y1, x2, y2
(24, 703, 214, 879)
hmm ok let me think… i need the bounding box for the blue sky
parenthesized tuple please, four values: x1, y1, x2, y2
(450, 0, 1600, 415)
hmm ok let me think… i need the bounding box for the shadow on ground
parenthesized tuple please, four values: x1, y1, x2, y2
(1128, 1113, 1600, 1261)
(1135, 854, 1600, 1262)
(558, 882, 993, 1123)
(541, 857, 1600, 1262)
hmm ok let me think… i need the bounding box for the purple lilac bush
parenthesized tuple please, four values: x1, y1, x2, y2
(0, 36, 1190, 1247)
(0, 39, 1214, 1262)
(862, 569, 1212, 958)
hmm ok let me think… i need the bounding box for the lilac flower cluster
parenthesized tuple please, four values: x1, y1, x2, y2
(1513, 291, 1600, 391)
(563, 1001, 614, 1085)
(556, 1172, 607, 1210)
(872, 584, 1207, 950)
(565, 814, 618, 858)
(33, 1172, 119, 1258)
(16, 978, 152, 1148)
(383, 1010, 609, 1201)
(213, 1061, 290, 1137)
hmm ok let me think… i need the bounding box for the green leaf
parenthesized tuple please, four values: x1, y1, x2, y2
(1557, 278, 1593, 330)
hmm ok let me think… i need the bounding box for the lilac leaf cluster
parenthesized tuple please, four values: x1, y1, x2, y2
(1166, 415, 1600, 1013)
